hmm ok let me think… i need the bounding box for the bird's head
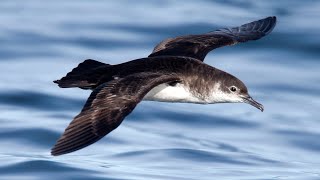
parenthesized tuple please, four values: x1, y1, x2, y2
(208, 72, 264, 112)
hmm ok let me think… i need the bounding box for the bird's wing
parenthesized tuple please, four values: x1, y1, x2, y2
(149, 16, 276, 61)
(51, 72, 180, 156)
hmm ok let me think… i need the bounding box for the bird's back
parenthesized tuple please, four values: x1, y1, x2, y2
(54, 56, 215, 90)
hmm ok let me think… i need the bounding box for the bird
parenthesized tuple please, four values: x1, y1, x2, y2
(51, 16, 277, 156)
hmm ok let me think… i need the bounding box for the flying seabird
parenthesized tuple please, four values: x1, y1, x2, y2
(51, 16, 277, 156)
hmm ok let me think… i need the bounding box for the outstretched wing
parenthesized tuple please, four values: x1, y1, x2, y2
(149, 16, 276, 61)
(51, 73, 180, 156)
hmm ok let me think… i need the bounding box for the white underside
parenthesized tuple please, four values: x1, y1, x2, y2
(143, 82, 244, 104)
(143, 83, 206, 104)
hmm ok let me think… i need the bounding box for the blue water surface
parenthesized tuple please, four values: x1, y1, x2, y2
(0, 0, 320, 179)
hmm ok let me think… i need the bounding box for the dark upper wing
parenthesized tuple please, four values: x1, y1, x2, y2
(51, 73, 180, 156)
(149, 16, 276, 61)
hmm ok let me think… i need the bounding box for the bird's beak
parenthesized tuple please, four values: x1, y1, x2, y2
(242, 96, 264, 112)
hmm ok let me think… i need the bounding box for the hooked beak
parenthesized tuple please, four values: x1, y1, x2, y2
(242, 96, 264, 112)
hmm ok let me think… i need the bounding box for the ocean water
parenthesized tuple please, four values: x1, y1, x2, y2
(0, 0, 320, 179)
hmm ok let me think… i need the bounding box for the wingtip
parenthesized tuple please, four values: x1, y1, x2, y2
(255, 16, 277, 35)
(53, 79, 67, 88)
(50, 141, 74, 156)
(51, 139, 73, 156)
(51, 146, 69, 156)
(51, 151, 59, 156)
(265, 16, 277, 32)
(51, 145, 62, 156)
(267, 16, 277, 19)
(268, 16, 277, 26)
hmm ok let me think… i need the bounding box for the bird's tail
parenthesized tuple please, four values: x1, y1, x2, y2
(54, 59, 111, 89)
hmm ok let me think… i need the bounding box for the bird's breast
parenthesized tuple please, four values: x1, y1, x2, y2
(143, 83, 206, 104)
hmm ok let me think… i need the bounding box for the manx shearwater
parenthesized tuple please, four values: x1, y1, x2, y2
(51, 16, 276, 156)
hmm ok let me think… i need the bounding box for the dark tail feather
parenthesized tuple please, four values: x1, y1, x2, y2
(54, 59, 110, 89)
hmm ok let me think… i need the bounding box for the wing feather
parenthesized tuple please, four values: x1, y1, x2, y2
(51, 73, 180, 156)
(149, 16, 276, 61)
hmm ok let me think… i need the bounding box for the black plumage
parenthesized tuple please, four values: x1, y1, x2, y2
(51, 73, 180, 156)
(149, 16, 276, 61)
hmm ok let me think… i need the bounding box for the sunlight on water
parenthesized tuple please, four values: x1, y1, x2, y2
(0, 0, 320, 179)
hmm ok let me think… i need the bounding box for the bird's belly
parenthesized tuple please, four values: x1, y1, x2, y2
(143, 83, 205, 103)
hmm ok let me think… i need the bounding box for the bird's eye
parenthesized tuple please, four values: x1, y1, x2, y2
(230, 86, 237, 92)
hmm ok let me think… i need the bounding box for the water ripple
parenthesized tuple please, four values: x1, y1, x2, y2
(1, 0, 320, 179)
(0, 90, 83, 111)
